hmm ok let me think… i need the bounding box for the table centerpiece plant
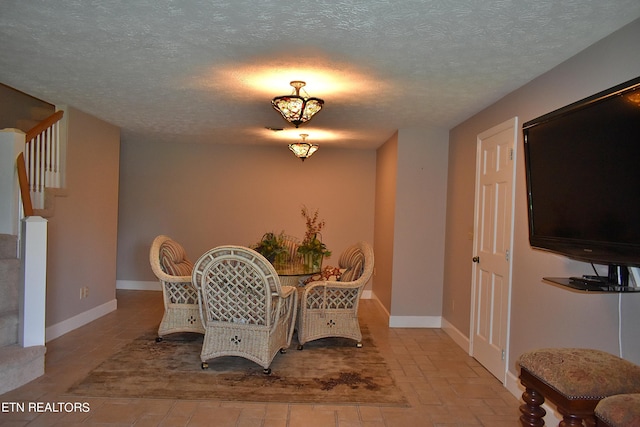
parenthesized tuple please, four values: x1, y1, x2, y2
(252, 231, 287, 264)
(297, 206, 331, 273)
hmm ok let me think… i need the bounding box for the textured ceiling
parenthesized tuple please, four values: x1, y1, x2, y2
(1, 1, 639, 149)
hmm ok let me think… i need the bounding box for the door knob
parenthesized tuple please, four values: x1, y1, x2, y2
(472, 256, 480, 263)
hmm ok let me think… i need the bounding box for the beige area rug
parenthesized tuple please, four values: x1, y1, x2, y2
(66, 327, 408, 406)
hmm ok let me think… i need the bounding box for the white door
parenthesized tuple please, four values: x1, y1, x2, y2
(470, 117, 517, 383)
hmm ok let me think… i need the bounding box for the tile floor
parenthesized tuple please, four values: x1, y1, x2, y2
(0, 290, 520, 426)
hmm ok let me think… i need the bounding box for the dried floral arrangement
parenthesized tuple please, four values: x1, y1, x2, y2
(298, 206, 331, 260)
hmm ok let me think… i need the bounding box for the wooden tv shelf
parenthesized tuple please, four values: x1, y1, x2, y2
(544, 277, 640, 293)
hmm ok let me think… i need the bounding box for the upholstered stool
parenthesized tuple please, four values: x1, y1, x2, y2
(595, 393, 640, 427)
(518, 348, 640, 427)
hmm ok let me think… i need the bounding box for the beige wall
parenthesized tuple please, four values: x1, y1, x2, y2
(443, 18, 640, 374)
(46, 106, 120, 326)
(373, 129, 449, 320)
(373, 132, 398, 312)
(391, 129, 448, 320)
(442, 115, 476, 333)
(116, 139, 376, 287)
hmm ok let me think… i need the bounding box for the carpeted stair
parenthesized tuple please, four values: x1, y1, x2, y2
(0, 234, 19, 347)
(0, 233, 46, 395)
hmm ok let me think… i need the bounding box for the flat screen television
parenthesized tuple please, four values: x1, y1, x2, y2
(523, 76, 640, 287)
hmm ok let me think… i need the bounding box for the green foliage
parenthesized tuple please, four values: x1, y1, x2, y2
(297, 233, 331, 258)
(252, 232, 287, 262)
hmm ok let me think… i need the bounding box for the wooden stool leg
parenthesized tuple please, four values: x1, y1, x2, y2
(557, 410, 597, 427)
(557, 407, 584, 427)
(520, 386, 546, 427)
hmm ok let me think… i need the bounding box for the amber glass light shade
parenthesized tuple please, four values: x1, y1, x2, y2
(288, 134, 318, 161)
(272, 81, 324, 128)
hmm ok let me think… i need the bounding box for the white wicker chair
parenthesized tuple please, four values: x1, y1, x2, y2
(192, 245, 298, 374)
(149, 235, 205, 341)
(297, 241, 374, 350)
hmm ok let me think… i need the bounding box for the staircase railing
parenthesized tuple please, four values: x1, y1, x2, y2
(16, 153, 34, 217)
(23, 111, 64, 210)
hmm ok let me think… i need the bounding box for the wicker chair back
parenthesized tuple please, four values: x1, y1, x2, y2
(191, 246, 298, 371)
(192, 246, 281, 326)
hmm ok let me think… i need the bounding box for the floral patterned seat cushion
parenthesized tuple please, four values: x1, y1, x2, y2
(159, 239, 193, 277)
(595, 393, 640, 427)
(518, 348, 640, 399)
(303, 266, 345, 284)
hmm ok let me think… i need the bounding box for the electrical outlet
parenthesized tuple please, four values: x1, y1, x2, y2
(79, 286, 89, 299)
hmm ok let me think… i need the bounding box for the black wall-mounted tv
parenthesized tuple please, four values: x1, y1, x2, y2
(523, 76, 640, 285)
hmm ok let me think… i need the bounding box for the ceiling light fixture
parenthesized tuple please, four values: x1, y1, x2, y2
(288, 134, 318, 162)
(625, 91, 640, 107)
(272, 81, 324, 128)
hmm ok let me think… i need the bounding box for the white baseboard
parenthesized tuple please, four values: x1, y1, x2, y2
(369, 292, 391, 318)
(505, 370, 522, 400)
(366, 291, 440, 328)
(116, 280, 161, 291)
(45, 298, 117, 342)
(441, 317, 470, 353)
(389, 315, 442, 328)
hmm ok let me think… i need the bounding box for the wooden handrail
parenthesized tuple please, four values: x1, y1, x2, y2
(22, 109, 65, 212)
(25, 110, 64, 141)
(16, 152, 34, 217)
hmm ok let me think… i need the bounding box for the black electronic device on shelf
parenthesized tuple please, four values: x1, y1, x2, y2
(523, 76, 640, 292)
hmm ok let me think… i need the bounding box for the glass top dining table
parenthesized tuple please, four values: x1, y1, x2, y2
(274, 262, 320, 287)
